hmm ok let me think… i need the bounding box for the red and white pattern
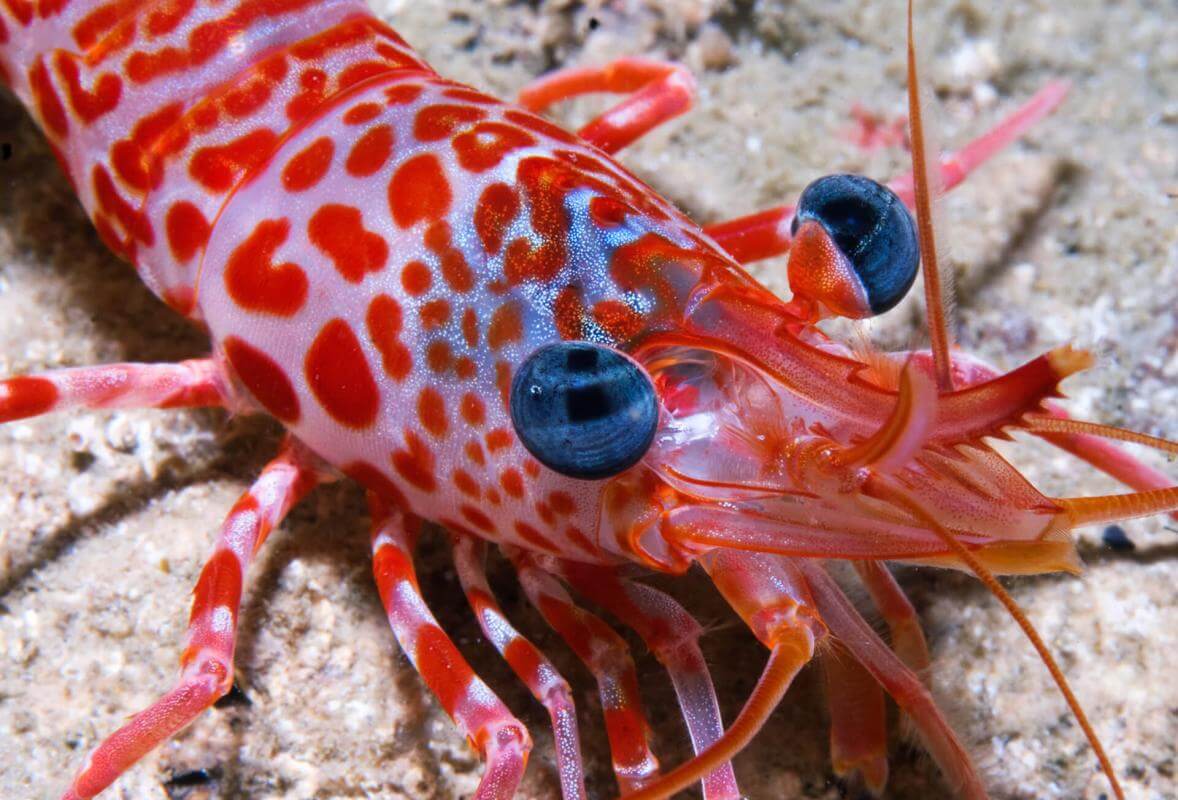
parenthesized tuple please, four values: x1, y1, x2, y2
(2, 3, 1173, 799)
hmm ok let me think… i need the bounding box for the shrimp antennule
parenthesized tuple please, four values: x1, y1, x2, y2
(906, 0, 955, 392)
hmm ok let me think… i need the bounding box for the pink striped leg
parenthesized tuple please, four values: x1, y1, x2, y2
(507, 550, 659, 794)
(620, 549, 821, 800)
(62, 436, 327, 800)
(518, 57, 695, 154)
(451, 536, 588, 800)
(369, 504, 530, 800)
(822, 643, 889, 796)
(799, 560, 988, 800)
(557, 562, 741, 800)
(704, 81, 1070, 264)
(0, 359, 225, 423)
(853, 560, 931, 674)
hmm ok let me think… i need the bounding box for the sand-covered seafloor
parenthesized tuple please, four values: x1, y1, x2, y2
(0, 1, 1174, 798)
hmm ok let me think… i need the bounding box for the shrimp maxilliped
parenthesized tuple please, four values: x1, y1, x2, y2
(0, 1, 1174, 799)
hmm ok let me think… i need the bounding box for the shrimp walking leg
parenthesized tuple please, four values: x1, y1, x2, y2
(518, 57, 695, 154)
(61, 437, 326, 800)
(557, 561, 741, 800)
(509, 550, 660, 794)
(450, 536, 588, 800)
(853, 560, 931, 674)
(822, 642, 889, 796)
(0, 359, 226, 423)
(800, 560, 989, 800)
(369, 507, 531, 800)
(620, 548, 821, 800)
(704, 82, 1070, 266)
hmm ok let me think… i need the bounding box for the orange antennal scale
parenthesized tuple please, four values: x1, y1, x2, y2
(906, 0, 956, 391)
(865, 475, 1127, 800)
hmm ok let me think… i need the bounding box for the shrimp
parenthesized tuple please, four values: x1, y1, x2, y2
(0, 2, 1174, 799)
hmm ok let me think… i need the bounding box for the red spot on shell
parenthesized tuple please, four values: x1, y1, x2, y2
(0, 376, 59, 423)
(426, 341, 453, 374)
(473, 183, 520, 255)
(417, 387, 447, 438)
(592, 299, 643, 341)
(339, 60, 392, 90)
(146, 0, 196, 38)
(166, 201, 211, 263)
(460, 504, 496, 533)
(54, 52, 121, 123)
(500, 469, 524, 499)
(460, 393, 485, 427)
(190, 128, 279, 193)
(487, 302, 523, 351)
(461, 308, 479, 348)
(305, 318, 380, 429)
(401, 261, 432, 296)
(565, 525, 598, 555)
(343, 102, 383, 125)
(29, 59, 68, 137)
(282, 137, 334, 192)
(442, 87, 499, 105)
(389, 153, 451, 228)
(346, 124, 393, 177)
(223, 336, 300, 423)
(495, 362, 512, 407)
(504, 237, 564, 285)
(589, 196, 630, 227)
(549, 491, 576, 515)
(367, 294, 412, 381)
(391, 429, 437, 492)
(384, 83, 423, 105)
(553, 285, 585, 340)
(308, 204, 388, 283)
(93, 164, 154, 245)
(465, 440, 486, 466)
(414, 104, 486, 141)
(224, 218, 308, 317)
(419, 299, 450, 329)
(486, 428, 512, 451)
(452, 121, 536, 172)
(454, 357, 477, 380)
(514, 521, 557, 553)
(424, 222, 474, 294)
(452, 469, 480, 498)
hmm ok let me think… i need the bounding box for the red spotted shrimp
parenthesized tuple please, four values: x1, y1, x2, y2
(0, 1, 1174, 798)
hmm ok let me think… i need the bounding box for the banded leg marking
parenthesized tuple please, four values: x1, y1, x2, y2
(558, 562, 741, 800)
(62, 436, 326, 800)
(370, 505, 530, 800)
(1, 359, 225, 424)
(509, 550, 660, 794)
(451, 535, 588, 800)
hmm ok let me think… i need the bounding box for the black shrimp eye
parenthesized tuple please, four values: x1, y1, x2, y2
(788, 173, 919, 317)
(510, 342, 659, 480)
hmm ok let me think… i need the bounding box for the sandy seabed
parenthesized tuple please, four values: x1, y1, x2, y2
(1, 1, 1175, 799)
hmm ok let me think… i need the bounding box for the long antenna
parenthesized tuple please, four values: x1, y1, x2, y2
(867, 475, 1126, 800)
(907, 0, 956, 391)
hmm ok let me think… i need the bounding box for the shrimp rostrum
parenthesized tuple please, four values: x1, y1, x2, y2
(0, 0, 1174, 798)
